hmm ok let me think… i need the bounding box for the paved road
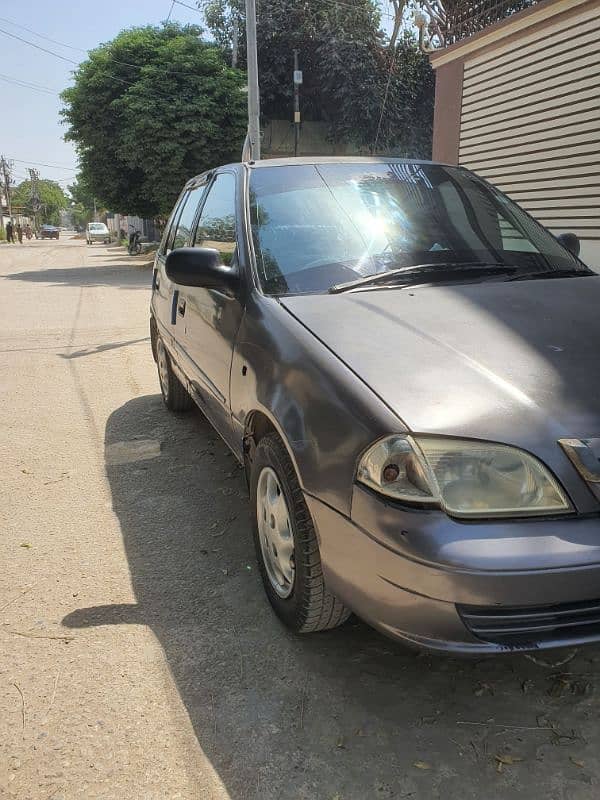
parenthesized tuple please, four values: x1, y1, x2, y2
(1, 238, 599, 800)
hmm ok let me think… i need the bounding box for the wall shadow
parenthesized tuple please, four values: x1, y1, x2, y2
(62, 394, 600, 799)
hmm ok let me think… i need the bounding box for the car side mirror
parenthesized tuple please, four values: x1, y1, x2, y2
(165, 247, 239, 294)
(556, 232, 580, 258)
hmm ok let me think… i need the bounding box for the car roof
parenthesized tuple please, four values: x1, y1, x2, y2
(184, 156, 457, 188)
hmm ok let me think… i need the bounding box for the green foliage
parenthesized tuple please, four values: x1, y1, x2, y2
(12, 179, 69, 225)
(61, 23, 247, 218)
(203, 0, 434, 156)
(68, 176, 96, 227)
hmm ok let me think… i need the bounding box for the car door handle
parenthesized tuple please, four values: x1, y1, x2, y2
(177, 298, 186, 317)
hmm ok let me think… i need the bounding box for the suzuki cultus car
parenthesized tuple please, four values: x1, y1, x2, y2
(150, 158, 600, 655)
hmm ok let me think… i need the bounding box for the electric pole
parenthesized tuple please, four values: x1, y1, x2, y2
(293, 50, 302, 157)
(1, 156, 14, 227)
(244, 0, 260, 160)
(28, 168, 41, 231)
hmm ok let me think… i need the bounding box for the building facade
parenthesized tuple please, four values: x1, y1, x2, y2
(430, 0, 600, 267)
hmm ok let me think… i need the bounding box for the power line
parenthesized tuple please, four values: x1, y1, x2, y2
(0, 25, 232, 107)
(0, 26, 78, 64)
(0, 72, 59, 95)
(172, 0, 206, 14)
(0, 16, 206, 77)
(0, 15, 86, 52)
(0, 26, 187, 99)
(7, 157, 77, 171)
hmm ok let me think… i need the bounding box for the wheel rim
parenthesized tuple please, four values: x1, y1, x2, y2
(157, 341, 169, 401)
(257, 466, 295, 598)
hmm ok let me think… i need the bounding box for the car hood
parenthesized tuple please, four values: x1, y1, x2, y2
(280, 276, 600, 454)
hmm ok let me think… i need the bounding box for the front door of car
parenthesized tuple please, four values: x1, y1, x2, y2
(153, 182, 207, 346)
(179, 171, 244, 450)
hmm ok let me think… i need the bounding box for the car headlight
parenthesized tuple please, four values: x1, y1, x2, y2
(357, 435, 571, 518)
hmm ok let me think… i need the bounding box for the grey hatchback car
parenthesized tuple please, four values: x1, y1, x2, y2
(150, 157, 600, 655)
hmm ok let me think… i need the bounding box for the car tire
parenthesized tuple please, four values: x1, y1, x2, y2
(156, 338, 194, 412)
(251, 433, 351, 633)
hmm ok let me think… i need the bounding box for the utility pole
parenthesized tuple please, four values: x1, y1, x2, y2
(1, 156, 14, 228)
(293, 50, 302, 157)
(28, 168, 41, 231)
(244, 0, 260, 160)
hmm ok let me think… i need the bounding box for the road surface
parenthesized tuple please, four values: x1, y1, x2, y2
(1, 237, 599, 799)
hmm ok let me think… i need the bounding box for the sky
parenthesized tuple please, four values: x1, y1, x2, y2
(0, 0, 204, 192)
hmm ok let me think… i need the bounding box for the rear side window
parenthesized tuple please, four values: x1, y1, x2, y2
(172, 185, 206, 250)
(160, 194, 186, 255)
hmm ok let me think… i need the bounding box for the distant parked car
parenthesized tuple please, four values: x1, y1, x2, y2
(86, 222, 110, 245)
(40, 225, 60, 240)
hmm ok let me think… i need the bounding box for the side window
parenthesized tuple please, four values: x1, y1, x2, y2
(194, 173, 237, 265)
(160, 193, 186, 256)
(170, 184, 206, 251)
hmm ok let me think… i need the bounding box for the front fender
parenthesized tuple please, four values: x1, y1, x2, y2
(230, 293, 405, 516)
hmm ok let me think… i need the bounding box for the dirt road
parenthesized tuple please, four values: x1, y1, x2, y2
(1, 238, 599, 799)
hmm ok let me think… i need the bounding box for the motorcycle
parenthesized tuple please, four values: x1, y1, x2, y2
(128, 230, 142, 256)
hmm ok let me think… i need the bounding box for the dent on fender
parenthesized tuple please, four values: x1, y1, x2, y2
(230, 295, 405, 515)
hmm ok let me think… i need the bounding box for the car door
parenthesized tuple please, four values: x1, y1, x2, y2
(152, 181, 207, 349)
(177, 170, 243, 450)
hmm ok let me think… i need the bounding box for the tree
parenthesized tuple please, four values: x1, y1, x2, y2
(68, 176, 96, 228)
(12, 179, 68, 225)
(61, 23, 247, 218)
(202, 0, 434, 157)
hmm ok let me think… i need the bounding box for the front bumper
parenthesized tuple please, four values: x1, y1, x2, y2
(306, 486, 600, 654)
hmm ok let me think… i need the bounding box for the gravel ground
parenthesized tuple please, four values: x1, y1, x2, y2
(1, 238, 599, 800)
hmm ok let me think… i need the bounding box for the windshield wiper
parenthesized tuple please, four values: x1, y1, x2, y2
(328, 262, 516, 294)
(508, 268, 594, 282)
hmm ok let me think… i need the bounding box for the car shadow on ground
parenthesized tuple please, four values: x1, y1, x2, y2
(3, 264, 152, 290)
(63, 395, 600, 799)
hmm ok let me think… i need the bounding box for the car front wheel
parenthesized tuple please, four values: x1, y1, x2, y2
(250, 433, 351, 633)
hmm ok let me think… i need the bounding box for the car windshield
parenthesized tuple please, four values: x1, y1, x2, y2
(249, 162, 588, 295)
(89, 224, 105, 231)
